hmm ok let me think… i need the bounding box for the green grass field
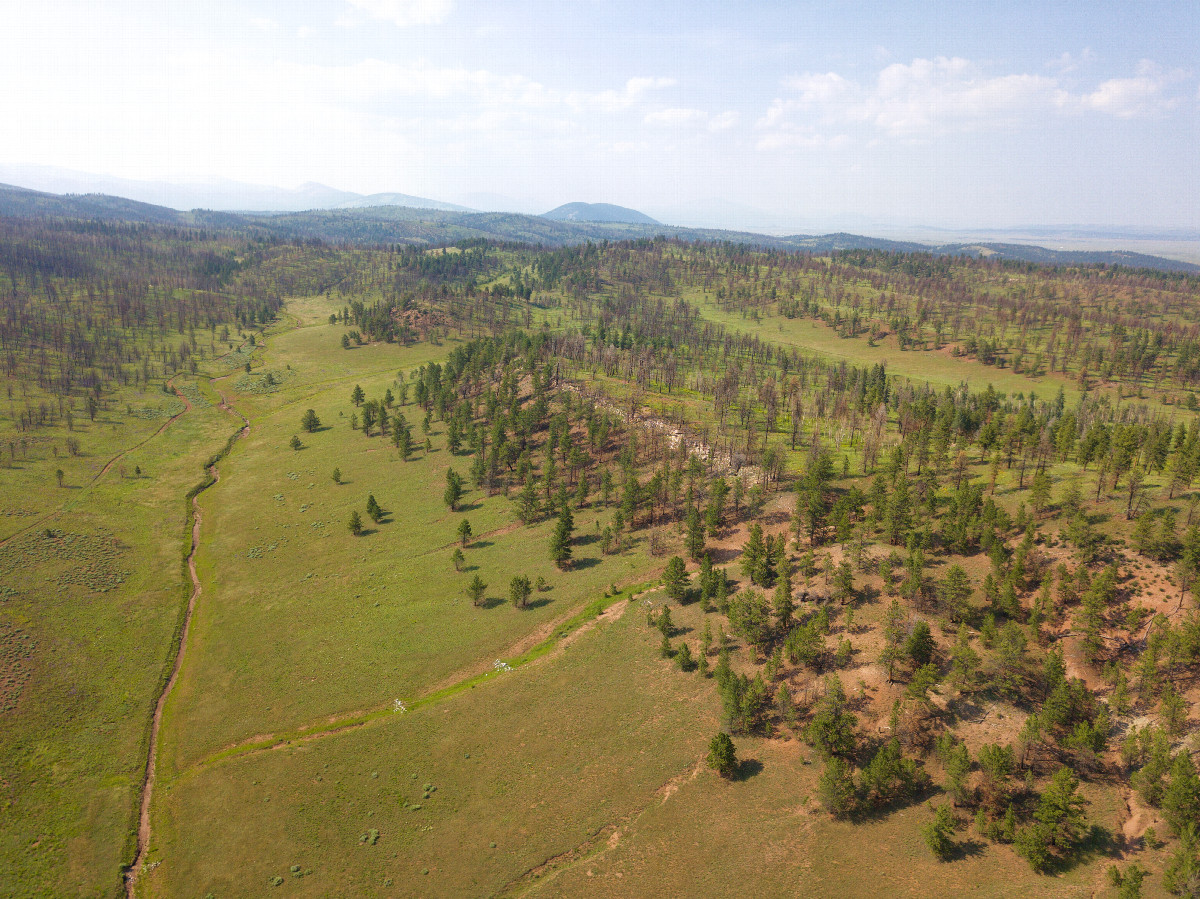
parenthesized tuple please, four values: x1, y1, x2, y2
(0, 381, 234, 896)
(142, 591, 717, 897)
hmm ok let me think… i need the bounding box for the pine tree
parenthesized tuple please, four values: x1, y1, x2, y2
(549, 506, 574, 568)
(707, 732, 738, 778)
(467, 574, 487, 607)
(443, 467, 464, 511)
(662, 556, 688, 601)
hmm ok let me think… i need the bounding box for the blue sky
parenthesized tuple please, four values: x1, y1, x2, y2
(4, 1, 1198, 228)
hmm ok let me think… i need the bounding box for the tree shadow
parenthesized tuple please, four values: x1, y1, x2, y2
(709, 546, 740, 565)
(949, 837, 986, 860)
(576, 533, 600, 546)
(473, 540, 495, 549)
(525, 597, 553, 610)
(457, 501, 482, 513)
(479, 597, 506, 610)
(1068, 824, 1121, 870)
(572, 557, 601, 570)
(733, 758, 764, 781)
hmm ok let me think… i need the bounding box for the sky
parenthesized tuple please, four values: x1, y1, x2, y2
(3, 0, 1198, 230)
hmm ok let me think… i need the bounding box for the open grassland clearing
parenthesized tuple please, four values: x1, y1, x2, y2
(142, 592, 716, 898)
(159, 329, 670, 772)
(0, 391, 234, 897)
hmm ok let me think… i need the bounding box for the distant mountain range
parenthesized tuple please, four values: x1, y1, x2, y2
(542, 202, 659, 225)
(0, 180, 1195, 274)
(0, 165, 471, 213)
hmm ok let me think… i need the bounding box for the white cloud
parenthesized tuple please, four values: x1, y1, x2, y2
(758, 56, 1184, 149)
(707, 110, 739, 132)
(781, 71, 854, 105)
(1078, 62, 1182, 117)
(343, 0, 455, 27)
(1047, 48, 1096, 74)
(868, 57, 1064, 135)
(584, 77, 676, 113)
(644, 107, 706, 126)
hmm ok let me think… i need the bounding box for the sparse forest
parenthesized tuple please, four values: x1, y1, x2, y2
(5, 213, 1200, 897)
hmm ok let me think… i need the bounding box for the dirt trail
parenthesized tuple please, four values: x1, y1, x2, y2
(189, 588, 658, 772)
(124, 366, 251, 897)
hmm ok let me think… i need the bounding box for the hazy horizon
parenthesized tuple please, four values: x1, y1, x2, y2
(4, 2, 1198, 231)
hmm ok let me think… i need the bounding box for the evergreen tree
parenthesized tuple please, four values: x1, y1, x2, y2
(662, 556, 688, 602)
(685, 505, 707, 561)
(549, 505, 574, 568)
(923, 805, 957, 861)
(467, 574, 487, 607)
(707, 732, 738, 778)
(443, 467, 464, 511)
(366, 494, 383, 523)
(817, 756, 856, 817)
(509, 575, 532, 609)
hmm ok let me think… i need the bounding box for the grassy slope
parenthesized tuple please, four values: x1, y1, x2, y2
(692, 291, 1087, 404)
(0, 388, 232, 897)
(157, 298, 669, 771)
(143, 594, 715, 897)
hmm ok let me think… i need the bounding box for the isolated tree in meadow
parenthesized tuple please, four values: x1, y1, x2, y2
(707, 732, 738, 778)
(457, 519, 473, 546)
(444, 468, 464, 511)
(332, 467, 342, 484)
(550, 505, 574, 568)
(55, 468, 64, 488)
(301, 409, 321, 432)
(451, 547, 465, 572)
(509, 575, 532, 609)
(348, 510, 363, 536)
(467, 574, 487, 607)
(289, 435, 302, 451)
(366, 494, 383, 523)
(351, 384, 365, 407)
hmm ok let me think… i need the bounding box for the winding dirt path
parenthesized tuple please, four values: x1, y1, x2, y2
(185, 587, 658, 774)
(124, 373, 251, 897)
(123, 468, 212, 896)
